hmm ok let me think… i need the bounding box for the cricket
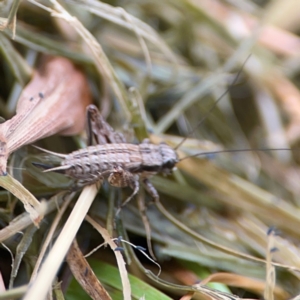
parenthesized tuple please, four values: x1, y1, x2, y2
(33, 104, 179, 209)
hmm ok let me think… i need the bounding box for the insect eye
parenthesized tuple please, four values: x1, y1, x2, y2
(162, 160, 176, 169)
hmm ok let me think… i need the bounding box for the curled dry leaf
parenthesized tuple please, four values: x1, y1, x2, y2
(0, 56, 92, 175)
(0, 56, 91, 225)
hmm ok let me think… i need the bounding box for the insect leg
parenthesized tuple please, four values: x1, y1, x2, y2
(86, 105, 95, 146)
(137, 179, 158, 259)
(108, 166, 139, 214)
(142, 178, 159, 203)
(86, 105, 126, 145)
(75, 165, 130, 189)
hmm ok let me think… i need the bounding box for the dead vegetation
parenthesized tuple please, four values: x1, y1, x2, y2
(1, 0, 300, 299)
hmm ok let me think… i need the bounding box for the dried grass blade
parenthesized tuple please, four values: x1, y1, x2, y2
(0, 192, 66, 243)
(68, 0, 177, 65)
(47, 0, 131, 119)
(0, 174, 44, 226)
(23, 185, 98, 300)
(30, 192, 74, 282)
(85, 215, 132, 300)
(264, 230, 276, 300)
(0, 34, 32, 86)
(9, 225, 37, 289)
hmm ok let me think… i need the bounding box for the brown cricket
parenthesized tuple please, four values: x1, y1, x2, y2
(33, 105, 178, 207)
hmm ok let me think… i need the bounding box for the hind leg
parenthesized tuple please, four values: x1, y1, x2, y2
(86, 105, 126, 145)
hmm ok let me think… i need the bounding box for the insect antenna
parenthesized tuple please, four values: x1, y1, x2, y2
(173, 55, 251, 151)
(170, 54, 299, 164)
(178, 147, 295, 162)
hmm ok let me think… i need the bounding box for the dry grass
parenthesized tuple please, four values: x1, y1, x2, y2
(1, 0, 300, 299)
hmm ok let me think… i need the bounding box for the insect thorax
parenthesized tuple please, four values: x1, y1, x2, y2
(155, 143, 178, 174)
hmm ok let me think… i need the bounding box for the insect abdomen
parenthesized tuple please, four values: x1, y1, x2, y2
(62, 144, 139, 179)
(61, 142, 178, 180)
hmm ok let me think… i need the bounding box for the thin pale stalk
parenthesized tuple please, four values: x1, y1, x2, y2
(23, 185, 97, 300)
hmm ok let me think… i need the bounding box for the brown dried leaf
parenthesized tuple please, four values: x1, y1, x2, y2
(0, 56, 91, 175)
(66, 240, 112, 300)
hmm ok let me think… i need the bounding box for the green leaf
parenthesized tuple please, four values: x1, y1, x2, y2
(66, 260, 172, 300)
